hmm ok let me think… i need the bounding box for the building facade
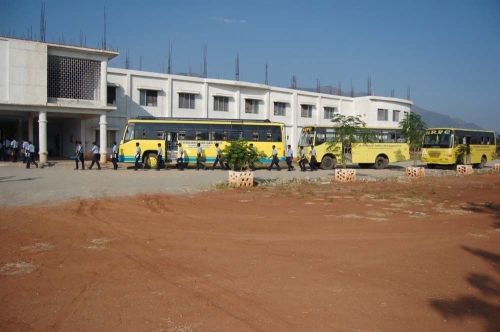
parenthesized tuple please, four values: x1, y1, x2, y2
(0, 37, 412, 164)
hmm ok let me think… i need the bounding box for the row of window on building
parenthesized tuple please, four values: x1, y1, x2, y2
(377, 108, 407, 122)
(108, 87, 404, 122)
(108, 86, 341, 119)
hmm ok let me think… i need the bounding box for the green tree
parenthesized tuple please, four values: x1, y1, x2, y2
(327, 114, 370, 168)
(222, 139, 265, 171)
(399, 112, 427, 165)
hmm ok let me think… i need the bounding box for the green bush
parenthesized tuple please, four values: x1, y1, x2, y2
(222, 139, 265, 171)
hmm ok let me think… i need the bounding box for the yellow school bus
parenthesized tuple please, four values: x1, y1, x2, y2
(421, 128, 496, 168)
(119, 118, 286, 168)
(298, 126, 410, 169)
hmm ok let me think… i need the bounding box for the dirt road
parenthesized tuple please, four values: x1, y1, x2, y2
(1, 174, 499, 331)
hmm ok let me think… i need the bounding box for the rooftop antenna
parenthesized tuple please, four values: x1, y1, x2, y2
(316, 79, 321, 93)
(367, 74, 372, 96)
(39, 1, 46, 42)
(139, 56, 142, 71)
(101, 6, 107, 49)
(350, 80, 354, 97)
(167, 40, 172, 74)
(390, 88, 395, 97)
(338, 81, 342, 96)
(203, 44, 207, 78)
(407, 86, 411, 100)
(291, 75, 297, 89)
(265, 63, 268, 85)
(235, 53, 240, 81)
(124, 49, 131, 69)
(188, 63, 192, 76)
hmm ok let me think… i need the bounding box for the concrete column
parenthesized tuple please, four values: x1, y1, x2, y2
(316, 96, 322, 125)
(28, 113, 34, 142)
(99, 113, 107, 163)
(203, 82, 209, 118)
(235, 88, 241, 120)
(38, 110, 48, 165)
(265, 90, 271, 119)
(166, 77, 173, 117)
(100, 60, 108, 106)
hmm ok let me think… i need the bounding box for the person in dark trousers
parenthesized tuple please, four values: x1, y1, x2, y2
(309, 144, 318, 171)
(267, 145, 281, 171)
(298, 146, 307, 171)
(285, 144, 295, 171)
(212, 143, 225, 170)
(176, 143, 184, 170)
(248, 143, 256, 171)
(22, 140, 29, 163)
(134, 142, 142, 171)
(26, 141, 38, 168)
(88, 142, 101, 170)
(196, 142, 207, 170)
(156, 143, 163, 171)
(10, 138, 18, 162)
(111, 142, 118, 170)
(74, 141, 85, 170)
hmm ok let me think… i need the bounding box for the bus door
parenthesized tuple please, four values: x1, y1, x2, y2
(165, 131, 178, 162)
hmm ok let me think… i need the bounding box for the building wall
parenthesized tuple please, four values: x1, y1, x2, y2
(105, 68, 413, 150)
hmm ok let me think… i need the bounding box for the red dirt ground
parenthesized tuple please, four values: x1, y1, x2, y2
(1, 174, 499, 332)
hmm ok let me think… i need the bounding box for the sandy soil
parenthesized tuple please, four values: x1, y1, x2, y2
(1, 174, 499, 331)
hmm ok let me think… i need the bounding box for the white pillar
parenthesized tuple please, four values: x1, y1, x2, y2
(203, 82, 209, 118)
(100, 61, 108, 106)
(38, 110, 48, 165)
(265, 90, 271, 120)
(28, 114, 34, 142)
(166, 77, 172, 117)
(316, 96, 322, 125)
(235, 88, 241, 120)
(99, 113, 107, 163)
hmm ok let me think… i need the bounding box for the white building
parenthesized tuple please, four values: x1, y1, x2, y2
(0, 37, 412, 164)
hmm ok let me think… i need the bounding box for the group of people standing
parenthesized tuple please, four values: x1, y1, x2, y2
(0, 138, 38, 168)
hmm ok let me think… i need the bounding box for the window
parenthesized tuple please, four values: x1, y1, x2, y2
(274, 102, 286, 116)
(324, 107, 337, 119)
(245, 99, 260, 114)
(214, 96, 229, 112)
(179, 93, 196, 109)
(377, 109, 388, 121)
(301, 104, 313, 118)
(107, 86, 116, 105)
(139, 89, 158, 107)
(393, 110, 400, 122)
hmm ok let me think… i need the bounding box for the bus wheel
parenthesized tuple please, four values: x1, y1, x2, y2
(144, 153, 158, 169)
(478, 156, 487, 169)
(321, 155, 336, 170)
(427, 164, 436, 169)
(374, 156, 388, 169)
(358, 163, 371, 169)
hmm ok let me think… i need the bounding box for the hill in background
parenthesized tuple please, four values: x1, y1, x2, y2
(412, 105, 482, 130)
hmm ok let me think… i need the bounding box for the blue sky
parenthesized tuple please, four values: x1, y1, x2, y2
(1, 0, 499, 130)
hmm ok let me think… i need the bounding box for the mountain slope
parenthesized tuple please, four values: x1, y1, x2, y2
(412, 105, 482, 129)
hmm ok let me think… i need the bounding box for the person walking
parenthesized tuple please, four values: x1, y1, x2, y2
(88, 142, 101, 170)
(22, 140, 29, 163)
(26, 141, 38, 169)
(285, 144, 295, 171)
(74, 141, 85, 170)
(196, 142, 206, 170)
(134, 142, 142, 171)
(10, 138, 18, 162)
(248, 143, 257, 171)
(267, 145, 281, 171)
(176, 143, 184, 170)
(212, 143, 225, 170)
(309, 144, 318, 171)
(111, 142, 119, 170)
(156, 143, 163, 171)
(298, 146, 307, 171)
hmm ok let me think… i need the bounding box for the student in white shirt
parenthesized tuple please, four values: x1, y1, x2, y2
(111, 142, 118, 170)
(267, 145, 281, 171)
(88, 142, 101, 170)
(26, 141, 38, 169)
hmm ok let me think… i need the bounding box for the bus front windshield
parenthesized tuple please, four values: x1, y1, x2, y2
(422, 131, 452, 148)
(123, 123, 135, 142)
(299, 129, 314, 146)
